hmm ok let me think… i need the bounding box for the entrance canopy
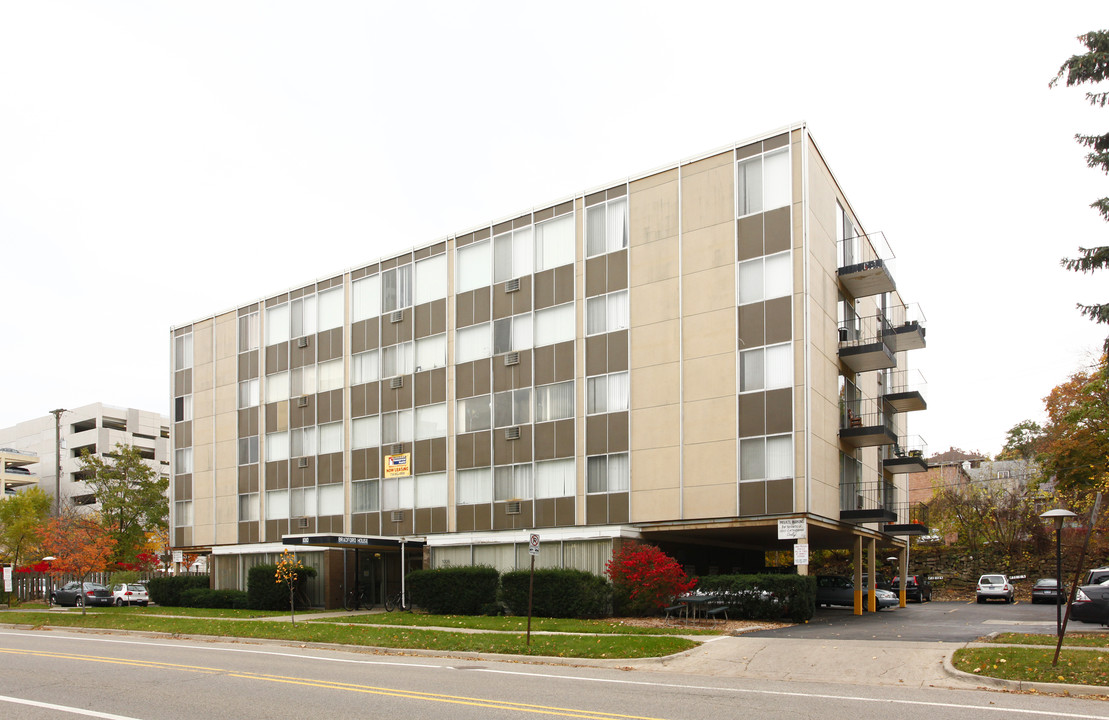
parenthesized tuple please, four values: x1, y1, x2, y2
(282, 534, 426, 552)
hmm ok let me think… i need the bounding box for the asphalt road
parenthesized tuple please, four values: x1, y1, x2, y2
(3, 628, 1109, 720)
(749, 599, 1085, 642)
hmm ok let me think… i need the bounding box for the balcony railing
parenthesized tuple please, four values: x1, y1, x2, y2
(840, 395, 897, 448)
(882, 302, 927, 353)
(837, 232, 896, 299)
(840, 479, 897, 523)
(882, 369, 927, 413)
(838, 313, 895, 373)
(883, 436, 929, 474)
(884, 501, 930, 535)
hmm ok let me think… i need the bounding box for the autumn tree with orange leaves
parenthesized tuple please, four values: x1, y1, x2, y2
(1038, 355, 1109, 492)
(40, 515, 116, 615)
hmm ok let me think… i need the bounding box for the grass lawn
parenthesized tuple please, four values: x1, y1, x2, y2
(0, 611, 698, 659)
(953, 646, 1109, 687)
(322, 612, 719, 635)
(984, 633, 1109, 649)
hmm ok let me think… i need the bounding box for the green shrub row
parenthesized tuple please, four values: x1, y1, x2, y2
(405, 566, 500, 615)
(180, 588, 249, 609)
(500, 569, 611, 618)
(246, 564, 317, 611)
(145, 575, 211, 606)
(697, 573, 816, 622)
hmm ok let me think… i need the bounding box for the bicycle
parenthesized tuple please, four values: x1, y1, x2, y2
(344, 586, 370, 612)
(384, 589, 410, 612)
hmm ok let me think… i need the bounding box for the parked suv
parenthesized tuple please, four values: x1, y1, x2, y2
(976, 574, 1015, 603)
(891, 575, 933, 602)
(1084, 567, 1109, 586)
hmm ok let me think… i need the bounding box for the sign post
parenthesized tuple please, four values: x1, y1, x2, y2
(527, 533, 539, 646)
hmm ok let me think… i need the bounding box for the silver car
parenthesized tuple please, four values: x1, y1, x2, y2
(111, 583, 150, 607)
(976, 574, 1015, 603)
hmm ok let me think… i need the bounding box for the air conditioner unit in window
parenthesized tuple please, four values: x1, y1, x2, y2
(505, 501, 522, 515)
(390, 510, 404, 523)
(389, 376, 404, 389)
(390, 310, 404, 323)
(296, 517, 309, 529)
(505, 426, 520, 440)
(297, 457, 309, 468)
(297, 396, 308, 407)
(505, 278, 520, 293)
(504, 351, 519, 366)
(297, 336, 309, 348)
(391, 444, 404, 455)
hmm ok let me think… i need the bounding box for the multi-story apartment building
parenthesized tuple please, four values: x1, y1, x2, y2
(0, 404, 171, 507)
(171, 124, 928, 609)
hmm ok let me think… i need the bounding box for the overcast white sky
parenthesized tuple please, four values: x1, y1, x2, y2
(1, 2, 1106, 458)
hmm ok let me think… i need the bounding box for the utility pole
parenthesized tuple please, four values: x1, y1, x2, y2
(49, 409, 66, 516)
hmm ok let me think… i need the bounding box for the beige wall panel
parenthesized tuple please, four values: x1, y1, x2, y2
(630, 278, 680, 326)
(682, 265, 734, 316)
(629, 320, 680, 368)
(630, 488, 682, 522)
(792, 137, 804, 203)
(631, 167, 679, 192)
(630, 175, 680, 246)
(792, 202, 805, 251)
(794, 385, 806, 434)
(806, 144, 837, 242)
(194, 389, 215, 419)
(682, 150, 733, 177)
(630, 363, 680, 409)
(215, 523, 237, 546)
(215, 312, 237, 360)
(682, 439, 736, 487)
(683, 353, 736, 402)
(629, 237, 680, 287)
(215, 439, 236, 471)
(193, 320, 214, 363)
(215, 469, 237, 498)
(214, 384, 236, 418)
(215, 410, 237, 443)
(681, 222, 735, 275)
(683, 484, 737, 519)
(682, 308, 736, 360)
(681, 163, 734, 233)
(630, 446, 680, 491)
(192, 471, 214, 499)
(215, 356, 237, 389)
(682, 397, 736, 444)
(631, 405, 681, 451)
(193, 414, 214, 446)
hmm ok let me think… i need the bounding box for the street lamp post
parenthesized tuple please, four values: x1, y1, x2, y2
(1040, 508, 1077, 638)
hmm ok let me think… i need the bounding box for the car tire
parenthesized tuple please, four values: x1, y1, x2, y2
(115, 598, 123, 606)
(977, 596, 985, 604)
(75, 596, 83, 607)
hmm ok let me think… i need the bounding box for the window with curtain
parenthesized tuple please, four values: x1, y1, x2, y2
(290, 366, 316, 397)
(456, 240, 491, 293)
(415, 334, 446, 371)
(238, 436, 258, 465)
(352, 416, 380, 449)
(740, 343, 792, 392)
(175, 447, 193, 474)
(586, 290, 628, 335)
(534, 303, 575, 347)
(494, 227, 534, 282)
(381, 342, 414, 377)
(740, 434, 793, 481)
(174, 333, 193, 369)
(381, 409, 413, 444)
(382, 476, 415, 511)
(535, 214, 575, 271)
(319, 422, 343, 454)
(493, 315, 534, 355)
(351, 350, 379, 385)
(382, 264, 412, 312)
(352, 275, 381, 322)
(265, 489, 289, 520)
(352, 479, 379, 513)
(587, 453, 629, 493)
(291, 427, 316, 457)
(238, 379, 259, 409)
(317, 287, 343, 331)
(456, 323, 492, 363)
(494, 388, 531, 427)
(266, 371, 290, 403)
(473, 543, 517, 573)
(238, 493, 259, 522)
(415, 472, 447, 508)
(737, 251, 791, 305)
(175, 500, 193, 526)
(737, 147, 790, 217)
(265, 304, 290, 346)
(456, 468, 492, 505)
(289, 487, 317, 517)
(238, 313, 260, 352)
(291, 295, 317, 338)
(494, 463, 533, 501)
(586, 197, 628, 257)
(414, 254, 447, 305)
(265, 431, 289, 462)
(415, 403, 447, 440)
(318, 484, 343, 516)
(586, 372, 629, 414)
(535, 381, 574, 422)
(535, 458, 575, 499)
(318, 359, 343, 392)
(456, 395, 491, 433)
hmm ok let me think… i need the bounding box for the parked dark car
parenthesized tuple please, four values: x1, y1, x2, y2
(815, 575, 897, 610)
(891, 575, 932, 602)
(51, 581, 113, 607)
(1031, 578, 1067, 604)
(1071, 579, 1109, 625)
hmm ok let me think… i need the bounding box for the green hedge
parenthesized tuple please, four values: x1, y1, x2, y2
(697, 574, 816, 623)
(180, 588, 249, 609)
(246, 564, 317, 611)
(500, 569, 612, 618)
(405, 566, 499, 615)
(145, 575, 211, 607)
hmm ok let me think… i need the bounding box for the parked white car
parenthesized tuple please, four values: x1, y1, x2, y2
(111, 583, 149, 607)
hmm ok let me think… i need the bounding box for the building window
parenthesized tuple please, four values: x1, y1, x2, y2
(174, 448, 193, 474)
(237, 436, 259, 465)
(238, 379, 259, 409)
(494, 463, 533, 501)
(534, 303, 574, 347)
(382, 265, 413, 313)
(456, 240, 491, 294)
(265, 431, 289, 462)
(586, 372, 629, 414)
(535, 214, 575, 271)
(586, 290, 629, 335)
(318, 359, 343, 392)
(317, 287, 343, 331)
(291, 295, 317, 339)
(415, 254, 447, 305)
(265, 371, 290, 403)
(740, 434, 793, 482)
(493, 315, 533, 355)
(739, 343, 793, 393)
(174, 395, 192, 423)
(415, 472, 447, 508)
(266, 489, 289, 520)
(174, 500, 193, 526)
(352, 479, 379, 513)
(456, 395, 491, 433)
(586, 453, 629, 493)
(415, 403, 447, 440)
(415, 334, 446, 371)
(494, 388, 531, 428)
(314, 422, 342, 456)
(456, 323, 492, 363)
(535, 458, 575, 499)
(352, 274, 381, 322)
(290, 366, 316, 397)
(381, 342, 414, 378)
(534, 381, 574, 422)
(265, 303, 290, 346)
(352, 416, 381, 449)
(238, 313, 260, 352)
(289, 487, 317, 517)
(238, 493, 259, 522)
(291, 427, 316, 457)
(382, 476, 414, 511)
(351, 350, 379, 385)
(494, 227, 534, 282)
(381, 409, 413, 445)
(318, 484, 343, 515)
(586, 197, 628, 257)
(456, 468, 491, 505)
(174, 333, 193, 370)
(737, 251, 791, 306)
(737, 147, 790, 217)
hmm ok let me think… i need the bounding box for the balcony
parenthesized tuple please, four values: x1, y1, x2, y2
(840, 395, 897, 448)
(883, 436, 929, 475)
(884, 302, 927, 353)
(839, 313, 895, 373)
(840, 479, 897, 523)
(837, 232, 895, 299)
(884, 501, 930, 535)
(882, 369, 927, 413)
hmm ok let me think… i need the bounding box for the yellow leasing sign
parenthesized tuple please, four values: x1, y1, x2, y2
(384, 453, 411, 478)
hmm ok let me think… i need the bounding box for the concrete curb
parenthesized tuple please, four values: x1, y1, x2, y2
(941, 635, 1109, 697)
